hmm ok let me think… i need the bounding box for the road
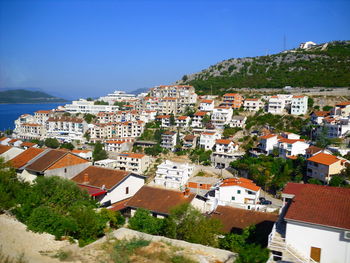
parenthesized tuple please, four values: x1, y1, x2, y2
(193, 165, 235, 178)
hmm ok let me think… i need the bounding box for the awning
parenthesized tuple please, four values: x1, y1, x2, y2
(78, 184, 107, 197)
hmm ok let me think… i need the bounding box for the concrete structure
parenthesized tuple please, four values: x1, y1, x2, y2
(104, 140, 133, 153)
(199, 99, 215, 112)
(222, 93, 244, 109)
(64, 99, 119, 114)
(191, 111, 209, 128)
(211, 107, 233, 129)
(291, 95, 308, 115)
(230, 116, 247, 128)
(90, 121, 144, 140)
(267, 95, 293, 114)
(94, 159, 119, 169)
(277, 138, 310, 159)
(154, 160, 194, 190)
(156, 115, 171, 128)
(199, 131, 221, 151)
(46, 116, 88, 142)
(161, 131, 177, 151)
(299, 41, 316, 49)
(243, 98, 263, 111)
(115, 153, 151, 174)
(98, 90, 136, 104)
(331, 101, 350, 118)
(0, 146, 24, 161)
(258, 134, 279, 155)
(176, 116, 190, 128)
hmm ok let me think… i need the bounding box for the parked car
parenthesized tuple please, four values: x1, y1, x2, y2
(261, 199, 272, 205)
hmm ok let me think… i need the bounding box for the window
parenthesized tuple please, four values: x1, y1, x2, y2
(231, 196, 235, 201)
(237, 190, 241, 194)
(126, 187, 129, 194)
(64, 168, 67, 173)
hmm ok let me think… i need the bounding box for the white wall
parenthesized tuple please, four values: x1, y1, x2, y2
(286, 221, 350, 263)
(44, 162, 91, 179)
(101, 175, 144, 204)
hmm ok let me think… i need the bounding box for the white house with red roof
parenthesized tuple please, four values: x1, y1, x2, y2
(277, 137, 310, 159)
(200, 131, 221, 150)
(211, 106, 233, 129)
(156, 115, 171, 127)
(331, 101, 350, 117)
(214, 139, 238, 154)
(243, 98, 264, 111)
(104, 140, 133, 153)
(267, 95, 293, 114)
(306, 152, 348, 182)
(199, 99, 215, 112)
(291, 95, 308, 115)
(208, 178, 261, 210)
(310, 111, 331, 124)
(71, 149, 93, 160)
(269, 183, 350, 263)
(191, 111, 209, 128)
(258, 134, 279, 154)
(176, 116, 190, 127)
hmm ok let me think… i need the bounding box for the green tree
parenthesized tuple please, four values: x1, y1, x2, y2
(128, 208, 163, 235)
(83, 113, 96, 124)
(307, 97, 314, 108)
(308, 178, 323, 185)
(329, 175, 346, 187)
(60, 142, 74, 151)
(170, 114, 176, 126)
(44, 138, 60, 149)
(202, 114, 211, 125)
(322, 105, 333, 111)
(93, 142, 108, 161)
(94, 100, 109, 105)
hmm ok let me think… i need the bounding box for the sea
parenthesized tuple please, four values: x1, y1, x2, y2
(0, 103, 65, 131)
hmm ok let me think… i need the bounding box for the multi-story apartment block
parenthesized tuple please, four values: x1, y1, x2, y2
(214, 139, 238, 153)
(97, 110, 156, 124)
(199, 131, 221, 150)
(141, 97, 160, 112)
(306, 152, 348, 182)
(199, 99, 215, 112)
(156, 115, 171, 128)
(321, 117, 350, 138)
(258, 134, 279, 154)
(115, 153, 151, 174)
(331, 101, 350, 117)
(161, 131, 177, 151)
(182, 134, 197, 149)
(46, 116, 88, 142)
(267, 95, 293, 114)
(243, 98, 264, 111)
(310, 111, 331, 124)
(98, 90, 136, 104)
(211, 107, 233, 129)
(159, 97, 177, 114)
(277, 138, 310, 159)
(191, 111, 209, 128)
(34, 110, 52, 125)
(90, 121, 144, 140)
(154, 160, 194, 189)
(64, 99, 119, 114)
(14, 123, 45, 140)
(291, 95, 308, 115)
(222, 93, 244, 109)
(104, 139, 133, 152)
(176, 116, 190, 127)
(211, 139, 241, 168)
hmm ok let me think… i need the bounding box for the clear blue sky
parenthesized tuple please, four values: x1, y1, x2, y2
(1, 0, 349, 99)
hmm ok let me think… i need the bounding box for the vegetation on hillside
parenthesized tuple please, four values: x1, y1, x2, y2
(178, 41, 350, 94)
(0, 89, 67, 103)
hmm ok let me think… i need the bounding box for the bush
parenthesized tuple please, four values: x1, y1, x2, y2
(128, 208, 163, 235)
(93, 142, 108, 161)
(44, 138, 60, 149)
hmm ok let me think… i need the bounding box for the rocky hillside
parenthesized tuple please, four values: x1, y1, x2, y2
(176, 41, 350, 95)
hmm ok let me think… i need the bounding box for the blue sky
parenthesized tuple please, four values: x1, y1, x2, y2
(0, 0, 349, 99)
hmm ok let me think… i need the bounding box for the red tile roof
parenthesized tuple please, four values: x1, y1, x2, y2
(126, 185, 195, 215)
(177, 116, 189, 120)
(305, 146, 322, 155)
(194, 111, 207, 116)
(336, 101, 350, 106)
(260, 134, 276, 140)
(311, 111, 330, 117)
(245, 98, 259, 101)
(283, 183, 350, 230)
(201, 99, 213, 104)
(8, 148, 45, 169)
(307, 152, 340, 166)
(184, 135, 196, 141)
(78, 184, 107, 197)
(109, 198, 132, 211)
(156, 115, 171, 119)
(0, 145, 12, 154)
(118, 153, 145, 159)
(216, 139, 232, 145)
(220, 177, 260, 191)
(278, 138, 305, 144)
(20, 142, 37, 148)
(292, 95, 305, 98)
(202, 132, 216, 136)
(46, 153, 89, 170)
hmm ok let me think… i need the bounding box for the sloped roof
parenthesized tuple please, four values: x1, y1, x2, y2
(71, 166, 130, 190)
(336, 101, 350, 106)
(216, 139, 232, 145)
(220, 177, 260, 192)
(46, 153, 89, 170)
(0, 145, 12, 154)
(311, 111, 330, 117)
(305, 146, 322, 155)
(126, 185, 195, 215)
(194, 111, 207, 116)
(20, 142, 37, 148)
(211, 206, 277, 233)
(283, 183, 350, 230)
(78, 184, 107, 197)
(8, 148, 45, 169)
(25, 149, 67, 172)
(260, 134, 276, 140)
(307, 152, 340, 166)
(118, 153, 145, 159)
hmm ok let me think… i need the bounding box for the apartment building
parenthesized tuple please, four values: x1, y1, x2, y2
(267, 95, 293, 114)
(104, 139, 133, 152)
(199, 131, 221, 150)
(191, 111, 209, 128)
(98, 90, 136, 104)
(321, 117, 350, 138)
(34, 110, 52, 125)
(182, 134, 197, 149)
(222, 93, 244, 109)
(199, 99, 215, 112)
(291, 95, 308, 115)
(46, 116, 88, 142)
(64, 99, 119, 114)
(161, 131, 177, 151)
(176, 116, 190, 127)
(141, 97, 160, 112)
(211, 107, 233, 129)
(243, 98, 263, 111)
(154, 160, 194, 189)
(306, 152, 348, 182)
(90, 121, 144, 140)
(150, 85, 197, 104)
(115, 153, 151, 174)
(230, 116, 247, 128)
(278, 138, 310, 159)
(159, 97, 177, 114)
(331, 101, 350, 117)
(156, 115, 171, 128)
(310, 111, 331, 124)
(258, 134, 279, 154)
(211, 139, 241, 168)
(15, 123, 46, 140)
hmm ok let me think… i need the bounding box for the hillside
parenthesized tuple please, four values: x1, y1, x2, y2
(176, 41, 350, 95)
(0, 89, 68, 103)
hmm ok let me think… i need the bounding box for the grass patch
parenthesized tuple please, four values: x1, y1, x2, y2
(112, 238, 151, 263)
(52, 250, 72, 261)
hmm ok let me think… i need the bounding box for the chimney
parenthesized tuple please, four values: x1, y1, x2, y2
(83, 173, 89, 184)
(183, 188, 190, 198)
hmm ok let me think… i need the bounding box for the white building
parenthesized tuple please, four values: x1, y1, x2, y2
(199, 131, 221, 151)
(191, 111, 209, 128)
(46, 116, 89, 142)
(98, 90, 136, 104)
(258, 134, 279, 154)
(291, 95, 308, 115)
(104, 140, 133, 152)
(176, 116, 190, 128)
(211, 107, 233, 129)
(267, 95, 293, 114)
(277, 138, 310, 159)
(322, 117, 350, 138)
(156, 115, 171, 128)
(269, 183, 350, 263)
(199, 99, 215, 112)
(230, 116, 247, 128)
(210, 178, 261, 210)
(115, 153, 151, 174)
(243, 98, 264, 111)
(154, 160, 194, 190)
(214, 139, 238, 154)
(90, 121, 144, 140)
(161, 131, 177, 151)
(331, 101, 350, 118)
(299, 41, 316, 49)
(94, 159, 119, 169)
(64, 99, 119, 114)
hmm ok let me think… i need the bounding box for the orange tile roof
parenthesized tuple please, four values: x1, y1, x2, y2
(177, 116, 189, 120)
(35, 110, 51, 114)
(216, 139, 232, 145)
(156, 115, 171, 119)
(105, 140, 127, 144)
(72, 149, 91, 154)
(0, 145, 12, 154)
(46, 153, 89, 170)
(311, 111, 330, 117)
(20, 142, 37, 148)
(8, 148, 45, 169)
(220, 177, 260, 192)
(278, 138, 305, 144)
(202, 132, 216, 136)
(292, 95, 305, 98)
(118, 152, 145, 159)
(307, 153, 340, 166)
(223, 93, 240, 97)
(336, 101, 350, 106)
(260, 134, 276, 140)
(245, 98, 259, 101)
(201, 99, 213, 104)
(194, 111, 207, 116)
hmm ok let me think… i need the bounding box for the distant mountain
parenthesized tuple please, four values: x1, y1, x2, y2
(130, 88, 149, 95)
(176, 40, 350, 95)
(0, 89, 68, 103)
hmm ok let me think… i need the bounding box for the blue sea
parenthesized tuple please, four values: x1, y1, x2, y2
(0, 103, 65, 131)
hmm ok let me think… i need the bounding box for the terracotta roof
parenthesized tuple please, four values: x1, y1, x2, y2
(260, 134, 276, 140)
(245, 98, 259, 101)
(118, 153, 145, 159)
(223, 93, 240, 97)
(336, 101, 350, 106)
(8, 148, 45, 169)
(305, 146, 322, 155)
(105, 140, 127, 144)
(220, 177, 260, 192)
(194, 111, 207, 116)
(177, 116, 189, 120)
(311, 111, 330, 117)
(8, 139, 18, 144)
(211, 206, 277, 233)
(184, 135, 196, 141)
(0, 145, 12, 154)
(201, 99, 213, 104)
(72, 149, 91, 154)
(156, 115, 171, 119)
(307, 152, 340, 166)
(163, 131, 176, 135)
(202, 132, 216, 136)
(126, 185, 195, 215)
(35, 110, 51, 114)
(283, 183, 350, 230)
(22, 123, 41, 127)
(25, 149, 67, 172)
(46, 153, 89, 170)
(47, 116, 83, 123)
(278, 138, 305, 144)
(72, 166, 130, 190)
(109, 198, 132, 211)
(0, 137, 8, 142)
(292, 95, 305, 98)
(216, 139, 232, 145)
(78, 184, 107, 197)
(20, 142, 37, 148)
